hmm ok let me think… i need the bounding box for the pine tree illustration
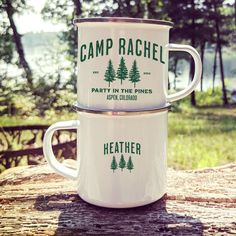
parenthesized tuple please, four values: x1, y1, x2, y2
(129, 60, 141, 88)
(104, 59, 116, 87)
(111, 156, 118, 173)
(119, 154, 126, 171)
(116, 57, 128, 85)
(127, 156, 134, 172)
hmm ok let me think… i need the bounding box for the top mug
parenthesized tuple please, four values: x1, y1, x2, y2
(75, 17, 202, 111)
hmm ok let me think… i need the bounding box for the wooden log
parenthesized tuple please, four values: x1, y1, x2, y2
(0, 163, 235, 235)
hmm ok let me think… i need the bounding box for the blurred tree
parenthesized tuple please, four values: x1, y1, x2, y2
(82, 0, 147, 17)
(0, 0, 33, 88)
(162, 0, 214, 106)
(204, 0, 235, 105)
(146, 0, 166, 19)
(212, 45, 218, 93)
(0, 21, 14, 66)
(42, 0, 82, 92)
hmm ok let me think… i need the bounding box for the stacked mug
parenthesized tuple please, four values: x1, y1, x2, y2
(43, 17, 202, 208)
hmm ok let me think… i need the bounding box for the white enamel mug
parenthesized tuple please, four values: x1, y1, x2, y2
(43, 105, 169, 208)
(75, 17, 202, 110)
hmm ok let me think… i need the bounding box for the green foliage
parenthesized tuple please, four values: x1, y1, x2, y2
(196, 88, 223, 106)
(0, 84, 76, 117)
(41, 0, 81, 91)
(116, 57, 128, 85)
(129, 60, 140, 88)
(0, 25, 14, 64)
(104, 59, 116, 87)
(83, 0, 146, 18)
(10, 93, 36, 117)
(53, 90, 77, 110)
(119, 154, 126, 171)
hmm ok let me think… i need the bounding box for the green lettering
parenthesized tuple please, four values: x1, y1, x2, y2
(136, 39, 142, 56)
(110, 142, 114, 154)
(88, 42, 94, 60)
(125, 142, 130, 153)
(114, 142, 119, 153)
(80, 44, 86, 62)
(104, 143, 108, 155)
(127, 39, 134, 55)
(153, 43, 158, 61)
(131, 142, 135, 154)
(106, 38, 113, 55)
(119, 141, 124, 153)
(136, 143, 141, 155)
(96, 40, 104, 57)
(160, 46, 165, 64)
(119, 38, 126, 55)
(144, 41, 151, 58)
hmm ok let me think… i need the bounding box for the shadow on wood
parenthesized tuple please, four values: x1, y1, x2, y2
(34, 194, 203, 235)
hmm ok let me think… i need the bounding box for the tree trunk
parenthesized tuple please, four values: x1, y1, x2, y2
(235, 0, 236, 25)
(173, 57, 178, 90)
(213, 1, 228, 105)
(190, 0, 196, 106)
(200, 41, 205, 92)
(73, 0, 82, 16)
(212, 45, 218, 94)
(168, 76, 171, 90)
(72, 0, 82, 92)
(5, 0, 33, 88)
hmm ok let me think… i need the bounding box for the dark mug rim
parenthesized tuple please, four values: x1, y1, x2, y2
(72, 103, 171, 116)
(73, 17, 173, 27)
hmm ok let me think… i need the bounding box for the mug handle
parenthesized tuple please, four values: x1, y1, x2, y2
(43, 120, 79, 180)
(166, 43, 202, 102)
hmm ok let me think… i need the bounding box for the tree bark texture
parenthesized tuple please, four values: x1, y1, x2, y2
(5, 0, 33, 88)
(212, 44, 218, 93)
(190, 0, 197, 106)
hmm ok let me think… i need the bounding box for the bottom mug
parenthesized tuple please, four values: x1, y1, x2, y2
(43, 106, 169, 208)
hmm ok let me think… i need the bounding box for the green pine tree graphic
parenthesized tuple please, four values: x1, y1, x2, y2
(111, 156, 118, 173)
(104, 59, 116, 87)
(127, 156, 134, 172)
(119, 154, 126, 171)
(116, 57, 128, 85)
(129, 60, 141, 88)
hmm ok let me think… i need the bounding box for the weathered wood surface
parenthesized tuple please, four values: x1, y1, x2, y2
(0, 163, 235, 235)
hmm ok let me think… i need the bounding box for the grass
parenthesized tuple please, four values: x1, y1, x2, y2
(0, 111, 76, 126)
(168, 105, 236, 169)
(1, 105, 236, 170)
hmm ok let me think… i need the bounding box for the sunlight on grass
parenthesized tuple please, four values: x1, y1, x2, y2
(0, 111, 76, 126)
(168, 106, 236, 169)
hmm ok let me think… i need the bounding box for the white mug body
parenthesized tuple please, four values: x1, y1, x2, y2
(76, 110, 168, 208)
(43, 109, 168, 208)
(76, 18, 202, 110)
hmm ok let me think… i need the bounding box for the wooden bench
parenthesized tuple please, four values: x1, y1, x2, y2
(0, 163, 235, 235)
